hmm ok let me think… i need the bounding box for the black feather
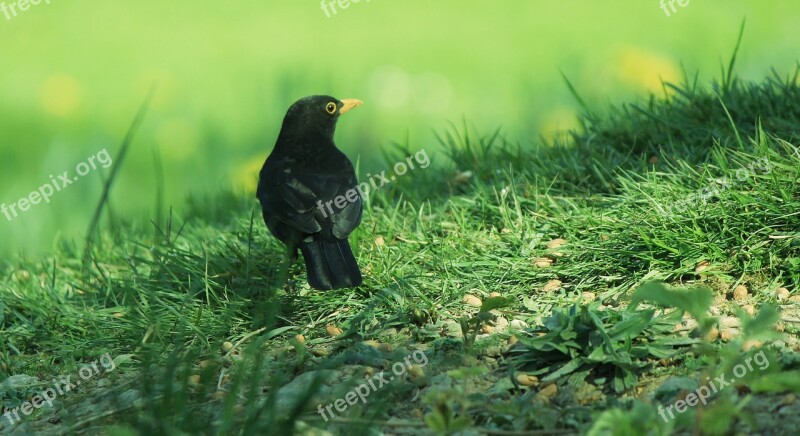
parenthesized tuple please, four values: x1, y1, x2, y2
(299, 237, 362, 290)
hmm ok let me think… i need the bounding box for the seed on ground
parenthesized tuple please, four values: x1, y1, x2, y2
(407, 365, 425, 380)
(546, 238, 566, 249)
(732, 285, 748, 301)
(516, 373, 539, 387)
(362, 340, 393, 351)
(543, 279, 562, 292)
(15, 270, 30, 281)
(453, 170, 473, 185)
(326, 325, 343, 336)
(362, 340, 380, 348)
(742, 339, 763, 351)
(775, 287, 790, 300)
(719, 316, 741, 329)
(704, 326, 720, 341)
(311, 347, 331, 357)
(720, 328, 740, 341)
(536, 383, 558, 402)
(463, 294, 482, 306)
(510, 320, 529, 329)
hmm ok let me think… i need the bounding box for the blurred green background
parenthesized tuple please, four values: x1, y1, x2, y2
(0, 0, 798, 257)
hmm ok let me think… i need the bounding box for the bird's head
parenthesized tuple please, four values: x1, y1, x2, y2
(278, 95, 363, 143)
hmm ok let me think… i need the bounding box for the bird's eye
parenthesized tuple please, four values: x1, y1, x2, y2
(325, 102, 337, 115)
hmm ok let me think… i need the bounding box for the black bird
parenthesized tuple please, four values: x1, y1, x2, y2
(257, 95, 364, 290)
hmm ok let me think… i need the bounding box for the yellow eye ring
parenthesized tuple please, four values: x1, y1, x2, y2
(325, 102, 337, 115)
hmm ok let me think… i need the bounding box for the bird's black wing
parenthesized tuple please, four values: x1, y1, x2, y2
(258, 155, 362, 240)
(326, 176, 363, 239)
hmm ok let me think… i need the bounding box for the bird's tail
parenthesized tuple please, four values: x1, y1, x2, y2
(298, 237, 362, 290)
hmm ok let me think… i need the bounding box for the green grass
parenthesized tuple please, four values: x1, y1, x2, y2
(2, 66, 800, 434)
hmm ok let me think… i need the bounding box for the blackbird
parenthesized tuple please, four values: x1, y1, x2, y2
(257, 95, 364, 290)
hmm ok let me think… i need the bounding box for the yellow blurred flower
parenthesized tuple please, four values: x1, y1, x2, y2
(615, 47, 680, 94)
(233, 156, 265, 194)
(539, 107, 580, 144)
(40, 74, 82, 117)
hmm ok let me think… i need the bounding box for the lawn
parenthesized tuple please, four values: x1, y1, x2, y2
(2, 49, 800, 434)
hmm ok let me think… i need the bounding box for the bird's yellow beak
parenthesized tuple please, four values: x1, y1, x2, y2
(339, 99, 363, 114)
